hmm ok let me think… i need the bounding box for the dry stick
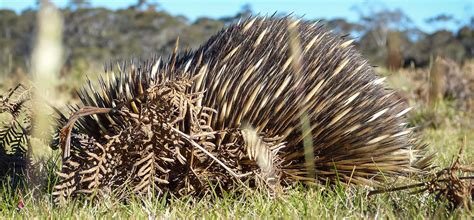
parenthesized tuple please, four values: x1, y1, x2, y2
(170, 127, 251, 178)
(60, 106, 112, 158)
(170, 126, 253, 192)
(124, 110, 252, 186)
(368, 176, 474, 196)
(118, 103, 251, 184)
(370, 144, 473, 197)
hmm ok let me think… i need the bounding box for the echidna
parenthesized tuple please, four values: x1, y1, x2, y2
(53, 17, 431, 201)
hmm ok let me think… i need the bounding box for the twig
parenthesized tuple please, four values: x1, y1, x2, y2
(368, 176, 474, 196)
(170, 126, 251, 179)
(60, 106, 112, 159)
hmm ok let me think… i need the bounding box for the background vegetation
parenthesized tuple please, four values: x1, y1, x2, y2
(0, 0, 472, 82)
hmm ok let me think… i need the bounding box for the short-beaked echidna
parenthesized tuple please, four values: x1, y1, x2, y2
(54, 17, 431, 200)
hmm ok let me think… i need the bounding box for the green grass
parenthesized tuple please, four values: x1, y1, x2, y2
(1, 112, 472, 218)
(0, 181, 470, 219)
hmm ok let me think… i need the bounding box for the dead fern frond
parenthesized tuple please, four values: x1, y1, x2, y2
(0, 84, 32, 187)
(0, 84, 60, 188)
(54, 75, 285, 202)
(369, 142, 473, 213)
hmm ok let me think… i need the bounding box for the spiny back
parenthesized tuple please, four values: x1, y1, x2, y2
(172, 17, 429, 183)
(56, 17, 431, 201)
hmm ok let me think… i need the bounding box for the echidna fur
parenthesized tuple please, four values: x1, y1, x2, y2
(56, 17, 432, 198)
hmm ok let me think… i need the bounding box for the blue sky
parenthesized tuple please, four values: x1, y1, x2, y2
(0, 0, 472, 33)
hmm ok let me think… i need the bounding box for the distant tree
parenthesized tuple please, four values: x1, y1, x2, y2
(426, 14, 456, 23)
(350, 1, 428, 66)
(136, 0, 147, 8)
(352, 1, 416, 47)
(130, 0, 160, 12)
(457, 26, 473, 59)
(425, 14, 460, 31)
(220, 3, 253, 25)
(325, 18, 363, 37)
(239, 4, 252, 18)
(67, 0, 91, 10)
